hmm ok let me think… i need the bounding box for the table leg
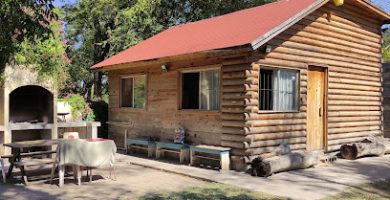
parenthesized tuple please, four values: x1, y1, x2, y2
(75, 165, 81, 185)
(20, 166, 28, 185)
(7, 149, 20, 178)
(59, 165, 65, 187)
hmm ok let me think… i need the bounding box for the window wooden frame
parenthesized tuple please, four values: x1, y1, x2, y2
(258, 65, 301, 114)
(177, 65, 221, 113)
(119, 74, 147, 110)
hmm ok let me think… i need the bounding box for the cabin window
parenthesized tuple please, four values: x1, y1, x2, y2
(181, 69, 220, 111)
(259, 68, 299, 112)
(121, 75, 146, 108)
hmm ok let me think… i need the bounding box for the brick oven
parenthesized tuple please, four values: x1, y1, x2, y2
(0, 65, 58, 155)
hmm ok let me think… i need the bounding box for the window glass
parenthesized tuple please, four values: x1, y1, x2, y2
(259, 68, 299, 112)
(121, 75, 146, 108)
(181, 69, 220, 111)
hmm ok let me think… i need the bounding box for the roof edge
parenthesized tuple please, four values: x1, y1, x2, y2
(250, 0, 329, 50)
(358, 0, 390, 20)
(92, 45, 253, 72)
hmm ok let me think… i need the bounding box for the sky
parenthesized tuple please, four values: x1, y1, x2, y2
(53, 0, 390, 12)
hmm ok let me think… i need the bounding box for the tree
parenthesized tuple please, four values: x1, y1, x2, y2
(62, 0, 275, 100)
(0, 0, 57, 73)
(383, 29, 390, 63)
(13, 12, 70, 89)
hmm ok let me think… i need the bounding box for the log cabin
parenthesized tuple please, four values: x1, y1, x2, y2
(92, 0, 390, 170)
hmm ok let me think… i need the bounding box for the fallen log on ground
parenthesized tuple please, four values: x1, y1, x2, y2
(259, 150, 324, 177)
(251, 143, 291, 176)
(340, 135, 390, 160)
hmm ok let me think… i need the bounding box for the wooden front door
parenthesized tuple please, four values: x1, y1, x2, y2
(307, 66, 327, 151)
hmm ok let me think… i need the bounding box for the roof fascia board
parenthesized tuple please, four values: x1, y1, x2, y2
(93, 45, 252, 72)
(251, 0, 329, 50)
(357, 0, 390, 20)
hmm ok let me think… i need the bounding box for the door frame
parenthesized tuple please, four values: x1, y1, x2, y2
(307, 65, 329, 151)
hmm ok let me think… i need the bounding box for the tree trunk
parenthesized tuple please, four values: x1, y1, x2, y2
(259, 150, 323, 177)
(93, 72, 102, 100)
(340, 135, 390, 160)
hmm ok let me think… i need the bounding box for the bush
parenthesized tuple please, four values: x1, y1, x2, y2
(60, 94, 95, 121)
(90, 100, 108, 138)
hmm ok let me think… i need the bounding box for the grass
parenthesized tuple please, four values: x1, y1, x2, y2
(324, 180, 390, 200)
(137, 183, 284, 200)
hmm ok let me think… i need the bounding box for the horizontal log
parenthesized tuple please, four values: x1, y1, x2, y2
(222, 127, 245, 135)
(314, 8, 381, 43)
(222, 70, 258, 79)
(221, 134, 249, 142)
(221, 141, 245, 149)
(328, 136, 369, 146)
(329, 77, 381, 87)
(277, 30, 379, 60)
(303, 15, 380, 43)
(328, 83, 381, 92)
(222, 77, 258, 86)
(249, 131, 306, 141)
(222, 84, 258, 92)
(328, 111, 382, 117)
(246, 119, 306, 127)
(328, 116, 381, 123)
(245, 144, 306, 155)
(328, 100, 381, 106)
(222, 91, 258, 99)
(272, 44, 379, 68)
(245, 125, 306, 135)
(328, 94, 381, 101)
(221, 113, 245, 121)
(266, 52, 380, 73)
(245, 137, 306, 148)
(328, 125, 381, 134)
(329, 71, 380, 82)
(328, 121, 382, 128)
(330, 89, 380, 98)
(222, 121, 247, 128)
(244, 112, 306, 120)
(328, 130, 382, 140)
(222, 64, 251, 72)
(328, 106, 381, 111)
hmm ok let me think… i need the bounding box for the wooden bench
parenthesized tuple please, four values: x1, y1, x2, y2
(14, 158, 56, 184)
(126, 138, 156, 158)
(155, 142, 189, 163)
(190, 145, 231, 171)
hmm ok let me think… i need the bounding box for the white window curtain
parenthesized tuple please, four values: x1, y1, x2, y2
(273, 70, 298, 111)
(199, 70, 220, 110)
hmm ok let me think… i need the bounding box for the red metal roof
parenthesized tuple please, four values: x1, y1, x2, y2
(93, 0, 320, 69)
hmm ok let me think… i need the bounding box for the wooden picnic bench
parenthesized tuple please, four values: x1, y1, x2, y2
(126, 138, 156, 158)
(3, 139, 59, 184)
(190, 145, 231, 171)
(155, 142, 189, 163)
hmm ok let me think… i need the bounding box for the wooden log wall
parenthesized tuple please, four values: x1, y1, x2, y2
(220, 1, 384, 164)
(107, 52, 251, 149)
(383, 63, 390, 138)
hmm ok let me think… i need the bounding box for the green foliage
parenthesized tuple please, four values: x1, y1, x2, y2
(14, 17, 70, 88)
(0, 0, 57, 72)
(61, 94, 95, 121)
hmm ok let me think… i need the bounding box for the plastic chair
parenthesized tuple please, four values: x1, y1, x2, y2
(63, 132, 80, 140)
(0, 158, 5, 183)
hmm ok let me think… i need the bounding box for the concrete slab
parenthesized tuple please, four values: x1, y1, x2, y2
(121, 153, 390, 200)
(0, 156, 205, 200)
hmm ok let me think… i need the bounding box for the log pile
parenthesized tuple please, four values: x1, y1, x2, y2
(340, 135, 390, 160)
(251, 143, 323, 177)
